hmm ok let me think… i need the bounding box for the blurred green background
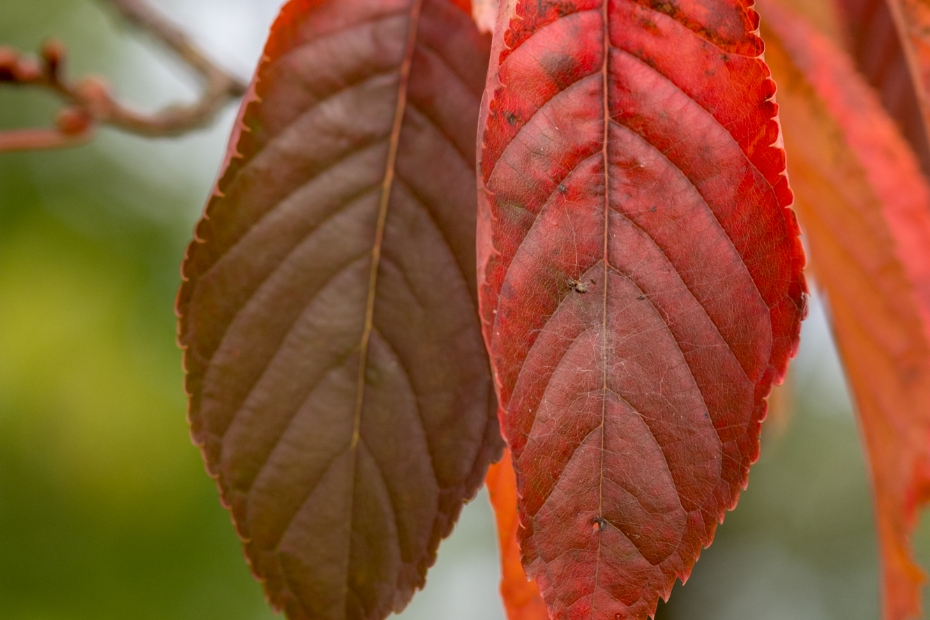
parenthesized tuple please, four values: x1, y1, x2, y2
(0, 1, 924, 619)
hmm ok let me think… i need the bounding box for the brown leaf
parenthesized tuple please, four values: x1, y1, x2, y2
(176, 1, 501, 618)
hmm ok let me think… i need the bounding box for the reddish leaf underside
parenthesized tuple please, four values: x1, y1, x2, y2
(889, 0, 930, 116)
(476, 0, 807, 618)
(761, 3, 930, 618)
(176, 1, 501, 619)
(836, 0, 930, 177)
(868, 0, 930, 171)
(486, 449, 549, 620)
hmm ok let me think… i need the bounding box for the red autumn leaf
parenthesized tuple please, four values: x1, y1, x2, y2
(176, 1, 501, 618)
(486, 448, 549, 620)
(760, 3, 930, 617)
(475, 0, 807, 617)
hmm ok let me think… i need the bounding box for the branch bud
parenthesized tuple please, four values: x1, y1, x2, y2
(40, 39, 66, 81)
(56, 107, 93, 136)
(0, 47, 18, 81)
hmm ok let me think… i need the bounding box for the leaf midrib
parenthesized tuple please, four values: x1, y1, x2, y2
(592, 0, 611, 613)
(343, 0, 426, 615)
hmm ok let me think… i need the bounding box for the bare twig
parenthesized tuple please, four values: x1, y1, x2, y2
(0, 0, 248, 152)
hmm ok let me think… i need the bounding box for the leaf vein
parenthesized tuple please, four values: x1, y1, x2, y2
(231, 252, 372, 497)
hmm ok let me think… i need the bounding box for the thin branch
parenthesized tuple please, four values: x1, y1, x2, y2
(0, 0, 248, 152)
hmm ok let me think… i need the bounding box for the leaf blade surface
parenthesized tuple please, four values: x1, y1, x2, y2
(177, 1, 500, 618)
(476, 1, 807, 618)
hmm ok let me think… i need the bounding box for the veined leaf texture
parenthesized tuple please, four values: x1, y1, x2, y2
(476, 0, 807, 618)
(177, 1, 501, 619)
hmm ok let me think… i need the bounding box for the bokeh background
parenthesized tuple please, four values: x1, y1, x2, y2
(0, 1, 925, 619)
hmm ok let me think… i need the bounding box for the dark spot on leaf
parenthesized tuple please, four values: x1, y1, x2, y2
(558, 183, 567, 193)
(638, 16, 659, 34)
(593, 517, 607, 532)
(651, 0, 680, 19)
(540, 51, 579, 89)
(505, 111, 518, 125)
(641, 54, 658, 70)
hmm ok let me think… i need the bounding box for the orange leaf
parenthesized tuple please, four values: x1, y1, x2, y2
(761, 2, 930, 618)
(486, 449, 549, 620)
